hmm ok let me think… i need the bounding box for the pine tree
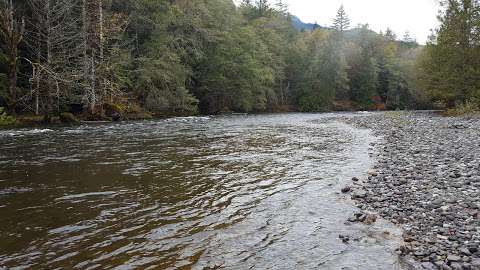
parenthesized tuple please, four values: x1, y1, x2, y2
(275, 0, 288, 16)
(333, 5, 350, 33)
(402, 31, 414, 43)
(256, 0, 270, 17)
(385, 28, 397, 41)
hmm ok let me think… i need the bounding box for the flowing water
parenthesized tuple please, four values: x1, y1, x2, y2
(0, 113, 407, 269)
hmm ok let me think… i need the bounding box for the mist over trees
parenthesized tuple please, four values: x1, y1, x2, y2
(0, 0, 475, 122)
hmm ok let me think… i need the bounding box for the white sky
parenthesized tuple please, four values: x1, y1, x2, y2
(238, 0, 442, 44)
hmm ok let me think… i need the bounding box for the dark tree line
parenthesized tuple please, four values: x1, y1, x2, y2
(0, 0, 433, 122)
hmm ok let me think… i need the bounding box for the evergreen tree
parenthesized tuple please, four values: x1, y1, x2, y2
(256, 0, 271, 17)
(417, 0, 480, 107)
(384, 28, 397, 41)
(275, 0, 288, 16)
(333, 5, 350, 33)
(346, 25, 378, 108)
(402, 31, 414, 43)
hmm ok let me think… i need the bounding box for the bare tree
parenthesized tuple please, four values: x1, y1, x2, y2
(82, 0, 104, 114)
(22, 0, 127, 117)
(26, 0, 83, 117)
(82, 0, 128, 115)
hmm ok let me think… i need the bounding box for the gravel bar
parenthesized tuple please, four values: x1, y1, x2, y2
(344, 112, 480, 270)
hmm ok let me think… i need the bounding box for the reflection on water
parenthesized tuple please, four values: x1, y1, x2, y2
(0, 114, 405, 269)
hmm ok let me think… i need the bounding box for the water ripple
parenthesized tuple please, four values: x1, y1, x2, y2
(0, 114, 406, 269)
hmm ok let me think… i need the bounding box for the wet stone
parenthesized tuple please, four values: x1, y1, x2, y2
(352, 191, 367, 199)
(344, 112, 480, 270)
(421, 262, 437, 270)
(447, 255, 462, 262)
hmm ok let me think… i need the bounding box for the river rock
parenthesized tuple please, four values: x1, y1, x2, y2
(343, 112, 480, 270)
(421, 262, 437, 270)
(339, 234, 350, 243)
(367, 169, 378, 176)
(471, 258, 480, 268)
(352, 191, 367, 199)
(447, 255, 462, 262)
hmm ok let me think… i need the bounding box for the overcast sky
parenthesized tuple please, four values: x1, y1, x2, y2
(241, 0, 442, 44)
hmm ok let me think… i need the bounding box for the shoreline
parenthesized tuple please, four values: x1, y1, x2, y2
(344, 111, 480, 270)
(0, 110, 452, 131)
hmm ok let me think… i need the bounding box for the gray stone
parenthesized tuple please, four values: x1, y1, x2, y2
(421, 262, 437, 270)
(447, 255, 462, 262)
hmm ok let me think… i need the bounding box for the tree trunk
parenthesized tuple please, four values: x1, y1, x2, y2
(8, 53, 17, 115)
(98, 0, 104, 61)
(82, 0, 104, 115)
(7, 40, 18, 115)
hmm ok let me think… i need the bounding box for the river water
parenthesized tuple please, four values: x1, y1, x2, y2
(0, 113, 407, 269)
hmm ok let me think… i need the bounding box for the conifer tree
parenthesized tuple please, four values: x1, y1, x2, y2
(333, 5, 350, 33)
(417, 0, 480, 106)
(275, 0, 288, 16)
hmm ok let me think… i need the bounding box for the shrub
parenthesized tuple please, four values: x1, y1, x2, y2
(444, 99, 479, 116)
(0, 107, 16, 126)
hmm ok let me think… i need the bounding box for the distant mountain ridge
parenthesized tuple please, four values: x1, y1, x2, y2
(291, 15, 322, 31)
(290, 15, 419, 47)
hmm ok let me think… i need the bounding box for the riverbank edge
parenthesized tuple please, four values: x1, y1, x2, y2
(0, 112, 165, 130)
(343, 111, 480, 270)
(337, 115, 422, 270)
(2, 110, 466, 131)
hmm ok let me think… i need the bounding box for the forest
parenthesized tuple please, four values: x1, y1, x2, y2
(0, 0, 479, 123)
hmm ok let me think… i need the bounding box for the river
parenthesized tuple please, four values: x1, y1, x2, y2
(0, 113, 408, 269)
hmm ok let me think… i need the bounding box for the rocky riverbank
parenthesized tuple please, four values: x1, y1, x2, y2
(344, 112, 480, 270)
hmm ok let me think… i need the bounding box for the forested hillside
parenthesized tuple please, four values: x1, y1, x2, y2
(0, 0, 478, 122)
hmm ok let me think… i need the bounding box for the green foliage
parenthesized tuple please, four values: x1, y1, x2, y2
(417, 0, 480, 108)
(126, 0, 201, 115)
(444, 99, 479, 116)
(135, 53, 198, 114)
(0, 107, 15, 126)
(346, 40, 378, 107)
(295, 30, 344, 111)
(200, 25, 274, 112)
(6, 0, 427, 117)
